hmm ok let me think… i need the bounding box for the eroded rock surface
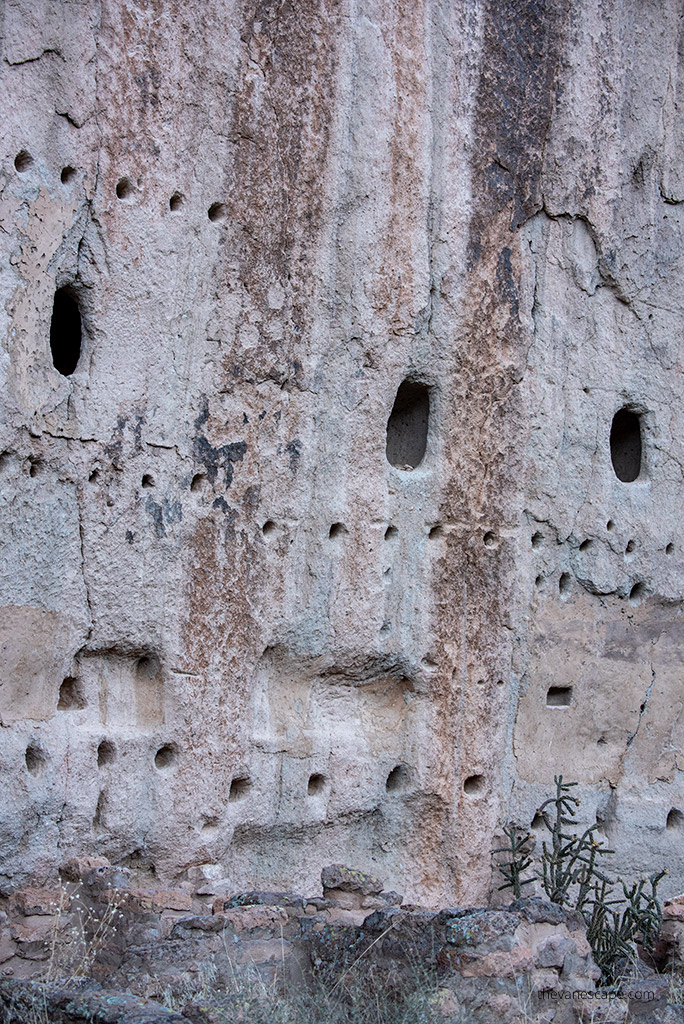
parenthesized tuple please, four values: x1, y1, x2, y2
(0, 0, 683, 904)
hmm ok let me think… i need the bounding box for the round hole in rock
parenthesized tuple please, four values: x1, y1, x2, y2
(610, 408, 642, 482)
(58, 676, 86, 711)
(530, 811, 545, 831)
(97, 740, 116, 767)
(60, 166, 76, 184)
(384, 525, 398, 541)
(14, 150, 33, 173)
(559, 573, 571, 597)
(50, 287, 82, 376)
(25, 744, 47, 776)
(666, 543, 674, 556)
(629, 582, 647, 605)
(190, 472, 207, 493)
(607, 520, 615, 532)
(483, 531, 498, 548)
(141, 474, 155, 489)
(328, 522, 347, 540)
(579, 539, 592, 552)
(229, 775, 250, 801)
(531, 532, 543, 548)
(169, 191, 184, 212)
(386, 764, 410, 792)
(496, 678, 505, 686)
(262, 520, 276, 539)
(88, 468, 100, 484)
(29, 458, 43, 478)
(667, 808, 684, 830)
(463, 774, 485, 796)
(385, 379, 430, 469)
(154, 744, 177, 770)
(625, 539, 636, 555)
(307, 773, 326, 796)
(428, 525, 444, 540)
(115, 176, 135, 200)
(208, 202, 226, 222)
(535, 575, 544, 588)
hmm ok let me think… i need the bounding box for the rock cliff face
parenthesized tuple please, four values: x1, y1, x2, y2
(0, 0, 683, 903)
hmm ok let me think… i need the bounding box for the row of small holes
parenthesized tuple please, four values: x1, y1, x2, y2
(534, 529, 674, 556)
(13, 149, 76, 184)
(11, 151, 223, 220)
(536, 572, 647, 604)
(262, 521, 498, 546)
(531, 808, 684, 832)
(115, 176, 226, 221)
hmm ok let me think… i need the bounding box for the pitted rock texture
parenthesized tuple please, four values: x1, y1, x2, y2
(0, 0, 683, 905)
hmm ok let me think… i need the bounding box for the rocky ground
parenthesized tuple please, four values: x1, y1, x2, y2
(2, 861, 684, 1023)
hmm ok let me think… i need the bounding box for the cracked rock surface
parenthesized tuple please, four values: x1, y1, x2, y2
(0, 0, 683, 904)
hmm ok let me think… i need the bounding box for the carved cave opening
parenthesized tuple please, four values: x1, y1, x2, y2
(386, 380, 430, 469)
(610, 408, 642, 482)
(50, 287, 82, 376)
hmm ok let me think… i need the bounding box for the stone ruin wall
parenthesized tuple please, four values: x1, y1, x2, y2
(1, 0, 684, 906)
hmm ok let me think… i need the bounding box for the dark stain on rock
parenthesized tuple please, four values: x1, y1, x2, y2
(285, 440, 301, 473)
(104, 416, 127, 471)
(193, 398, 248, 488)
(496, 248, 519, 318)
(470, 0, 570, 245)
(145, 497, 182, 539)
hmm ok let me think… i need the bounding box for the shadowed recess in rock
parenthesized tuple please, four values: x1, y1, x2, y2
(49, 287, 82, 376)
(386, 381, 430, 469)
(610, 408, 642, 482)
(546, 685, 572, 707)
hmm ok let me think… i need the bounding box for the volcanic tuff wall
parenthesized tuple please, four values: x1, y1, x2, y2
(1, 0, 683, 904)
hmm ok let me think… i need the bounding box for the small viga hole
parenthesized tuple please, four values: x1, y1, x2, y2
(546, 685, 573, 707)
(610, 407, 643, 482)
(14, 149, 33, 173)
(50, 287, 82, 376)
(154, 744, 177, 770)
(115, 176, 135, 200)
(60, 166, 76, 184)
(386, 379, 430, 469)
(328, 522, 347, 540)
(169, 191, 184, 211)
(667, 808, 684, 830)
(307, 773, 326, 796)
(463, 774, 485, 796)
(57, 676, 86, 711)
(25, 744, 47, 776)
(385, 764, 410, 792)
(229, 775, 251, 801)
(97, 740, 116, 767)
(208, 202, 226, 222)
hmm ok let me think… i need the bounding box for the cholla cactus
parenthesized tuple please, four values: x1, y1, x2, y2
(493, 825, 535, 899)
(498, 776, 667, 985)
